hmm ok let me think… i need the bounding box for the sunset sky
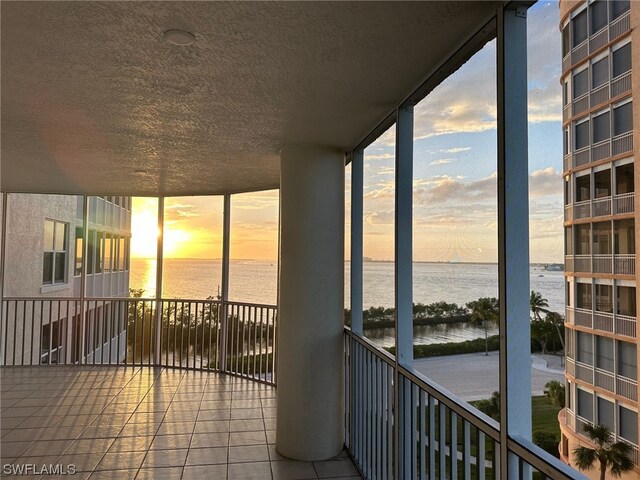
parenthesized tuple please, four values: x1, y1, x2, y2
(131, 2, 562, 264)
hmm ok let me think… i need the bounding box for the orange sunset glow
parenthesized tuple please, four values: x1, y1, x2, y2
(130, 192, 279, 260)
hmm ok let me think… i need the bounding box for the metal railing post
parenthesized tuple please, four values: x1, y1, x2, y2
(155, 197, 164, 365)
(79, 195, 89, 364)
(219, 194, 231, 371)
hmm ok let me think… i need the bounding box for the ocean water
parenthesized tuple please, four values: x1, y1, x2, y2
(130, 258, 565, 313)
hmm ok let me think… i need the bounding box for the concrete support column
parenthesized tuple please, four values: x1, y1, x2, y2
(276, 145, 345, 461)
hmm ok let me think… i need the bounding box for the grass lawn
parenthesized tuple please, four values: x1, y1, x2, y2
(532, 395, 561, 437)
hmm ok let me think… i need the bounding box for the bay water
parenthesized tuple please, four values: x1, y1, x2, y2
(130, 258, 564, 347)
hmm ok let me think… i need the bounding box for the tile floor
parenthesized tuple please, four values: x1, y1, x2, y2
(0, 366, 362, 480)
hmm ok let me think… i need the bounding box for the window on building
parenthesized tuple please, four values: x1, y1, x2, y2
(577, 388, 593, 421)
(619, 406, 638, 443)
(592, 111, 610, 143)
(575, 120, 590, 150)
(577, 282, 592, 310)
(573, 69, 588, 99)
(596, 335, 614, 371)
(562, 24, 570, 57)
(563, 127, 570, 155)
(595, 284, 613, 313)
(610, 0, 630, 20)
(616, 285, 636, 316)
(575, 224, 591, 255)
(592, 222, 612, 255)
(591, 56, 609, 89)
(43, 220, 68, 285)
(74, 227, 83, 276)
(577, 331, 593, 365)
(590, 0, 608, 34)
(612, 43, 631, 78)
(613, 102, 633, 136)
(597, 397, 614, 430)
(566, 381, 572, 410)
(104, 234, 112, 273)
(617, 340, 637, 379)
(96, 231, 104, 274)
(119, 237, 126, 271)
(87, 230, 95, 275)
(572, 9, 588, 47)
(576, 174, 590, 202)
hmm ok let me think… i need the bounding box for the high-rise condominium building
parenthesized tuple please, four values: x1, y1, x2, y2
(560, 0, 639, 477)
(1, 195, 131, 365)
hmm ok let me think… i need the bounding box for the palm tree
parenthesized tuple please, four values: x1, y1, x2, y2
(530, 290, 550, 321)
(573, 424, 634, 480)
(467, 297, 499, 356)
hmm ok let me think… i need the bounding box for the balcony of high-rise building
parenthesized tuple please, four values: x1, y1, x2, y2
(560, 0, 639, 478)
(0, 1, 613, 479)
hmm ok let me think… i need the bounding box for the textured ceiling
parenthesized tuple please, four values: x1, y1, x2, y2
(1, 1, 500, 196)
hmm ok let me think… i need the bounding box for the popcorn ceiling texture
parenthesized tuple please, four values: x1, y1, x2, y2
(2, 1, 499, 196)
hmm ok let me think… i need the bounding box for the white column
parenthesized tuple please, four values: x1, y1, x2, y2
(276, 145, 345, 461)
(497, 5, 531, 477)
(155, 197, 164, 365)
(219, 194, 231, 371)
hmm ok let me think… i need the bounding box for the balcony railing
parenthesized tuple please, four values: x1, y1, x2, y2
(592, 254, 612, 273)
(344, 329, 578, 479)
(573, 199, 591, 219)
(615, 313, 637, 338)
(563, 10, 630, 75)
(1, 297, 277, 385)
(614, 254, 635, 275)
(612, 131, 633, 156)
(613, 192, 634, 215)
(593, 310, 613, 332)
(591, 196, 611, 217)
(564, 204, 573, 222)
(575, 361, 594, 384)
(616, 375, 638, 402)
(611, 71, 631, 98)
(574, 308, 592, 328)
(574, 254, 591, 273)
(594, 367, 615, 393)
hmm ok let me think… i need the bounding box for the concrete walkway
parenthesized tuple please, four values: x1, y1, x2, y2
(413, 352, 565, 402)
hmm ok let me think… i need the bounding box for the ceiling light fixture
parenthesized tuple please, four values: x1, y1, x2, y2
(163, 29, 195, 46)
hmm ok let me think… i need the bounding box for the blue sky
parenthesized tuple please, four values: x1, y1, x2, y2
(351, 1, 564, 263)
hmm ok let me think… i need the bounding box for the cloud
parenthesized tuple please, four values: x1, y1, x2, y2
(442, 147, 471, 154)
(428, 159, 453, 166)
(529, 167, 562, 198)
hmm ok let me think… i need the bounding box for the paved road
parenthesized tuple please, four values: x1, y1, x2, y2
(413, 351, 565, 402)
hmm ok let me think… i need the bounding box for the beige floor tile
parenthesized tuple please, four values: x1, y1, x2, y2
(185, 446, 228, 466)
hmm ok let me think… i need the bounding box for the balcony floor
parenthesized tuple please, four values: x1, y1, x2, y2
(0, 367, 361, 480)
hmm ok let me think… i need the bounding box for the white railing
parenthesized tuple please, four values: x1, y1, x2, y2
(589, 26, 608, 53)
(565, 255, 574, 273)
(594, 368, 615, 393)
(345, 330, 579, 480)
(1, 297, 277, 386)
(616, 375, 638, 402)
(591, 196, 611, 217)
(593, 311, 613, 333)
(572, 40, 589, 65)
(575, 361, 594, 384)
(563, 104, 571, 124)
(590, 82, 609, 107)
(565, 306, 574, 325)
(592, 254, 612, 273)
(613, 192, 634, 215)
(614, 254, 635, 275)
(573, 147, 590, 167)
(566, 358, 576, 378)
(564, 204, 573, 221)
(574, 254, 591, 273)
(611, 71, 631, 98)
(574, 308, 593, 328)
(612, 131, 633, 156)
(615, 313, 636, 338)
(573, 200, 591, 219)
(564, 153, 572, 172)
(610, 11, 631, 41)
(565, 408, 576, 431)
(572, 93, 589, 117)
(591, 139, 611, 163)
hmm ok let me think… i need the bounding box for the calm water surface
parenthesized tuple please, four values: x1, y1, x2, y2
(130, 259, 563, 346)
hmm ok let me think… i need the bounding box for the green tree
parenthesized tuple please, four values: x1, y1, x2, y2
(474, 391, 500, 421)
(543, 380, 565, 407)
(546, 311, 566, 352)
(531, 316, 557, 354)
(530, 290, 550, 321)
(467, 297, 499, 356)
(573, 424, 634, 480)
